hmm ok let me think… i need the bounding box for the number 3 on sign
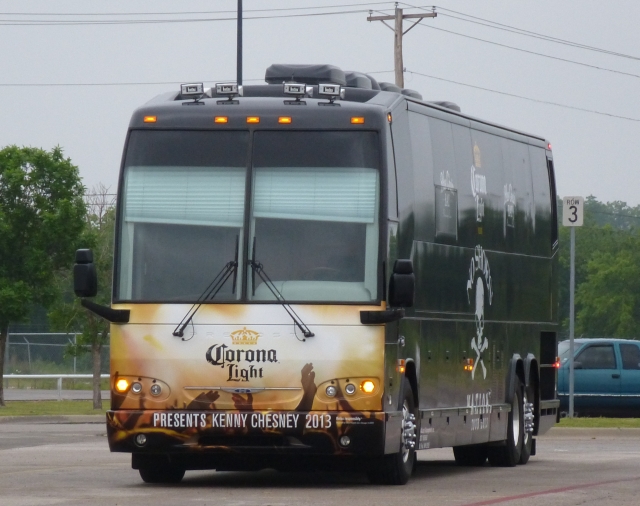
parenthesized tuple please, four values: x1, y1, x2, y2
(562, 196, 584, 227)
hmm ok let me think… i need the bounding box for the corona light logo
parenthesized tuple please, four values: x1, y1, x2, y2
(230, 327, 260, 345)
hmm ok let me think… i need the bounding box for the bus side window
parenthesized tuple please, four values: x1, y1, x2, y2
(502, 138, 533, 254)
(547, 158, 559, 247)
(429, 117, 458, 243)
(529, 146, 552, 255)
(408, 111, 435, 242)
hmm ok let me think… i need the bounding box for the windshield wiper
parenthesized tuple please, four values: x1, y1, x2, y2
(248, 239, 314, 339)
(173, 236, 239, 337)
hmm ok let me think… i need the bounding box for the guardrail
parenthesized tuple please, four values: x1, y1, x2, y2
(3, 374, 110, 401)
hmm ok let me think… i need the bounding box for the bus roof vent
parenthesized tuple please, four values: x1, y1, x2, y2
(430, 101, 461, 112)
(344, 71, 373, 89)
(402, 89, 423, 100)
(365, 74, 381, 90)
(265, 64, 346, 86)
(378, 82, 402, 93)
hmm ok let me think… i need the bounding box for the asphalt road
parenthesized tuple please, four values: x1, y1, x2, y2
(1, 422, 639, 506)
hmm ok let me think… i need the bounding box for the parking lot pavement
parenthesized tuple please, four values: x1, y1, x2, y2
(3, 389, 110, 401)
(0, 425, 640, 506)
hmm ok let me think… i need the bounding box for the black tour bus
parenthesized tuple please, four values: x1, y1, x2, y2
(74, 63, 560, 485)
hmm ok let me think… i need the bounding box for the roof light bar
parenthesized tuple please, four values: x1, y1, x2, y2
(216, 83, 243, 97)
(318, 83, 345, 100)
(283, 83, 313, 98)
(181, 83, 204, 97)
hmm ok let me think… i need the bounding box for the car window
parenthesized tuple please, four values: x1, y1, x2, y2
(620, 343, 640, 370)
(576, 345, 616, 369)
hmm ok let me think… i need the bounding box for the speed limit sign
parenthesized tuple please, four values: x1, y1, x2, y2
(562, 196, 584, 227)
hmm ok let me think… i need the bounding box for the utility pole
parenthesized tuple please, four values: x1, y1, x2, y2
(237, 0, 243, 85)
(367, 4, 436, 88)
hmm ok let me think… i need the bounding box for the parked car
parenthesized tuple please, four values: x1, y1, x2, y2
(558, 338, 640, 417)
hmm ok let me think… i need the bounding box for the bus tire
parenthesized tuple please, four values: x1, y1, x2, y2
(367, 382, 417, 485)
(488, 376, 524, 467)
(453, 444, 488, 466)
(519, 382, 535, 465)
(139, 465, 185, 484)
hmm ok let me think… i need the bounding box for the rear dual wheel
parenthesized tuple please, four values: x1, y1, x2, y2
(488, 377, 524, 467)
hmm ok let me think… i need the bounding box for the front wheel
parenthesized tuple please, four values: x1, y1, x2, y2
(367, 381, 417, 485)
(139, 465, 185, 484)
(488, 376, 524, 467)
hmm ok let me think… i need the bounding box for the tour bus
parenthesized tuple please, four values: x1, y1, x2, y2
(74, 63, 560, 485)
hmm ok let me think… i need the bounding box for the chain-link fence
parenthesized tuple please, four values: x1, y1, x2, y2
(3, 333, 110, 390)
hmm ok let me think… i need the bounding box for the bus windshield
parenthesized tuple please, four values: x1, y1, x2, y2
(249, 131, 380, 302)
(116, 130, 380, 303)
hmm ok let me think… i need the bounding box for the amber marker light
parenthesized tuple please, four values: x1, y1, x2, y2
(396, 359, 406, 374)
(143, 116, 157, 123)
(214, 116, 228, 124)
(115, 378, 130, 393)
(554, 357, 561, 369)
(351, 117, 365, 124)
(464, 358, 474, 372)
(246, 116, 260, 124)
(278, 116, 292, 124)
(361, 380, 376, 394)
(387, 113, 392, 123)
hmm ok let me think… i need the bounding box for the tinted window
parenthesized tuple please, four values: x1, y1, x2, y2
(577, 345, 616, 369)
(620, 343, 640, 370)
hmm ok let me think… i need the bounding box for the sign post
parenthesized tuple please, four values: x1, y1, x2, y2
(562, 196, 584, 418)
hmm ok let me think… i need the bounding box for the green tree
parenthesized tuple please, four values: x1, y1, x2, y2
(576, 247, 640, 337)
(0, 146, 85, 407)
(49, 185, 115, 409)
(557, 195, 640, 337)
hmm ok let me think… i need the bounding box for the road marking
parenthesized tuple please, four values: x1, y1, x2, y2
(465, 476, 640, 505)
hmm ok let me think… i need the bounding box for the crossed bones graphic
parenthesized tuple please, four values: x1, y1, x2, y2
(471, 334, 488, 380)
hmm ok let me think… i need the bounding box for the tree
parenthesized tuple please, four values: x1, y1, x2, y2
(576, 245, 640, 338)
(0, 146, 85, 407)
(49, 184, 115, 409)
(557, 195, 640, 336)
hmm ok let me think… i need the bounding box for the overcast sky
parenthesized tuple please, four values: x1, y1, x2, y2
(1, 0, 639, 205)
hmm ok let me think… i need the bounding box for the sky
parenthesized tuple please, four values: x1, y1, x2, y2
(1, 0, 639, 205)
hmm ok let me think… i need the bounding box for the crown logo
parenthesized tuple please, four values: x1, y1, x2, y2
(230, 327, 260, 345)
(473, 144, 482, 168)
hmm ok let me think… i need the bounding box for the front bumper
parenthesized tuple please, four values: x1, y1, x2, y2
(107, 409, 385, 456)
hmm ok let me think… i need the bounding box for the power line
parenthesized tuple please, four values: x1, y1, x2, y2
(412, 22, 640, 81)
(0, 8, 376, 26)
(1, 67, 636, 123)
(403, 4, 640, 62)
(0, 2, 395, 17)
(404, 69, 640, 122)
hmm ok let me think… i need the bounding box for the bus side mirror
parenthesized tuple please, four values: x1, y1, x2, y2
(74, 249, 98, 297)
(389, 259, 415, 308)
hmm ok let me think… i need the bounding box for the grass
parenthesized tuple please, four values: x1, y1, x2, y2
(0, 400, 107, 417)
(557, 416, 640, 428)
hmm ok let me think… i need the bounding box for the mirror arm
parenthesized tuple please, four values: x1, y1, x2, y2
(360, 308, 405, 324)
(81, 299, 130, 323)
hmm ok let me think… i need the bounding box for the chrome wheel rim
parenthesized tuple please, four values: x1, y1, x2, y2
(401, 400, 416, 463)
(512, 392, 521, 446)
(522, 391, 529, 446)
